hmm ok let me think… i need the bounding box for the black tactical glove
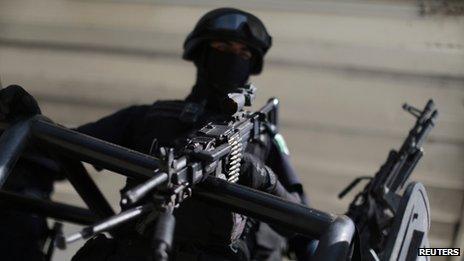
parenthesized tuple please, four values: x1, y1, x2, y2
(0, 85, 41, 121)
(240, 152, 301, 204)
(239, 152, 277, 193)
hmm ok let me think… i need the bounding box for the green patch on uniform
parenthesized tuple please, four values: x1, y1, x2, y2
(274, 133, 290, 155)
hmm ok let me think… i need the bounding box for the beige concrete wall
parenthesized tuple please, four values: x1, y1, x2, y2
(0, 0, 463, 259)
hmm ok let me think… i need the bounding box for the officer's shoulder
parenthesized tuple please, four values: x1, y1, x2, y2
(118, 100, 187, 115)
(148, 100, 204, 123)
(148, 99, 189, 114)
(151, 99, 188, 108)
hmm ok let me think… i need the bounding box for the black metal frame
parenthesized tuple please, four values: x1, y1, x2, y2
(0, 115, 355, 261)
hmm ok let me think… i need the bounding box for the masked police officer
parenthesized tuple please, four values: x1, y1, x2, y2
(0, 8, 313, 261)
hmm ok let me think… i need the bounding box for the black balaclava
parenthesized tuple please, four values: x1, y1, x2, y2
(204, 48, 250, 87)
(186, 46, 252, 112)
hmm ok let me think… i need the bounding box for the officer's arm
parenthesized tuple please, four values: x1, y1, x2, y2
(76, 105, 149, 147)
(240, 153, 304, 239)
(266, 133, 308, 205)
(0, 84, 147, 147)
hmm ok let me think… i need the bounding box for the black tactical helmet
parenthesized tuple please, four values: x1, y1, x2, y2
(183, 8, 272, 74)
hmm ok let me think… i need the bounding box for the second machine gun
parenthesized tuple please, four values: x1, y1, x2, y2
(339, 100, 438, 260)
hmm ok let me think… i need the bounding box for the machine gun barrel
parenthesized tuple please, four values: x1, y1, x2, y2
(57, 204, 153, 249)
(122, 172, 169, 205)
